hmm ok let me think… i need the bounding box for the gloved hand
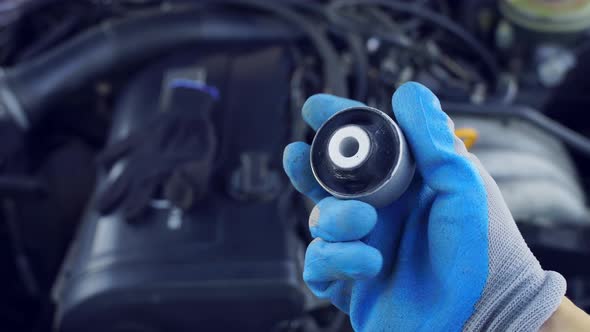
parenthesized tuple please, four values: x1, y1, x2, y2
(283, 82, 566, 332)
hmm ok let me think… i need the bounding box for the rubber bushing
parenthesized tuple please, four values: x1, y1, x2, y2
(310, 106, 415, 207)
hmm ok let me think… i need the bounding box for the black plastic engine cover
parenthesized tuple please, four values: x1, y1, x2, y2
(53, 46, 306, 332)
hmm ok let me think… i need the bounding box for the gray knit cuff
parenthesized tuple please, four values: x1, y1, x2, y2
(512, 271, 566, 332)
(463, 154, 567, 332)
(463, 266, 566, 332)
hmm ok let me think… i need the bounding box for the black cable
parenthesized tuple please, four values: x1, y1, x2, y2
(346, 34, 369, 101)
(326, 6, 412, 48)
(0, 176, 45, 299)
(328, 0, 501, 83)
(444, 102, 590, 157)
(98, 86, 217, 220)
(0, 176, 46, 195)
(1, 199, 39, 297)
(227, 0, 347, 96)
(16, 14, 81, 61)
(291, 2, 368, 100)
(174, 0, 348, 97)
(0, 0, 54, 24)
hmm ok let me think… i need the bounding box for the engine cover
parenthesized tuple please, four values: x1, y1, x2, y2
(53, 46, 307, 332)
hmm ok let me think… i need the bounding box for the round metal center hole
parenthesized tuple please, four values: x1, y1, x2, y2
(339, 136, 360, 157)
(327, 125, 371, 170)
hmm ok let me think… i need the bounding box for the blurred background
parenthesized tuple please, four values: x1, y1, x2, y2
(0, 0, 589, 331)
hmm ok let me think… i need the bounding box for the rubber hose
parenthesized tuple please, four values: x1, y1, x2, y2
(1, 8, 305, 126)
(444, 102, 590, 157)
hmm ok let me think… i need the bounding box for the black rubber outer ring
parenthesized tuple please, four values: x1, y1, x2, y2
(310, 106, 401, 197)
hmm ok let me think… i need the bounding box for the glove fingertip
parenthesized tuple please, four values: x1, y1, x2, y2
(302, 93, 365, 131)
(283, 142, 328, 202)
(392, 81, 441, 110)
(304, 240, 383, 282)
(311, 198, 377, 242)
(354, 245, 383, 279)
(282, 142, 309, 172)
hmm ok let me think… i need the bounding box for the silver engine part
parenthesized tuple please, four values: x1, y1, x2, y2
(452, 115, 589, 225)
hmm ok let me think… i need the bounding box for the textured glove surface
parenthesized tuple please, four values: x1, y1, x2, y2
(283, 82, 566, 332)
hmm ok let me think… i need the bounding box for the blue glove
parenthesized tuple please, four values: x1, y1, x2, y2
(283, 82, 566, 331)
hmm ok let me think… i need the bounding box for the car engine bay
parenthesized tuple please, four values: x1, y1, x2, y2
(0, 0, 589, 331)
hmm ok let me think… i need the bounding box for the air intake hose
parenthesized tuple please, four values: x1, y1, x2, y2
(0, 2, 345, 128)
